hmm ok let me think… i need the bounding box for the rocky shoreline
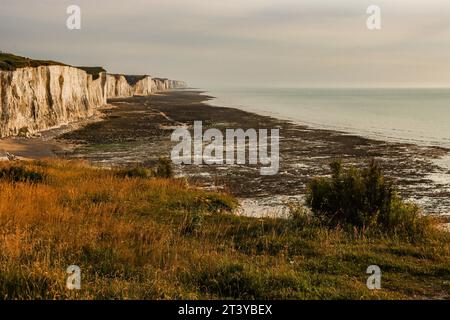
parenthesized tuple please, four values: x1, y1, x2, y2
(52, 90, 450, 216)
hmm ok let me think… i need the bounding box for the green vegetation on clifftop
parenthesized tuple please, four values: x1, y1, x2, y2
(76, 66, 107, 80)
(0, 53, 67, 71)
(0, 53, 106, 80)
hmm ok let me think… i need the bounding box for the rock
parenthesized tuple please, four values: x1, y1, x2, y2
(5, 151, 17, 161)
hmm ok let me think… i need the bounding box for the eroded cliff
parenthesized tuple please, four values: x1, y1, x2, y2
(0, 66, 106, 137)
(106, 74, 154, 98)
(0, 53, 186, 137)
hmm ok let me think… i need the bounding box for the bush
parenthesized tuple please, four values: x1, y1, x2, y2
(194, 194, 237, 213)
(115, 158, 173, 179)
(385, 198, 433, 239)
(0, 165, 46, 183)
(288, 203, 316, 229)
(115, 167, 151, 179)
(305, 160, 432, 237)
(153, 157, 173, 178)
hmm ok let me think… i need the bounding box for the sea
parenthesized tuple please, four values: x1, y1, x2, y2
(206, 87, 450, 216)
(207, 87, 450, 149)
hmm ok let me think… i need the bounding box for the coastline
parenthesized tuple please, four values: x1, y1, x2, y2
(0, 104, 113, 160)
(1, 89, 449, 216)
(205, 89, 450, 213)
(59, 90, 450, 216)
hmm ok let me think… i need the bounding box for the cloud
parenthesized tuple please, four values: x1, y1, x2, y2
(0, 0, 449, 87)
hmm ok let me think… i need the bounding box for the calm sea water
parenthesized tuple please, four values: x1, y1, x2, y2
(207, 87, 450, 149)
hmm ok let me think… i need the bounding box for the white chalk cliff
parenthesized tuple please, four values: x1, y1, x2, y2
(0, 60, 186, 137)
(0, 66, 106, 137)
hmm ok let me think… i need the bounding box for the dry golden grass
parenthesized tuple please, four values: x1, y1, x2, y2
(0, 159, 235, 299)
(0, 159, 448, 300)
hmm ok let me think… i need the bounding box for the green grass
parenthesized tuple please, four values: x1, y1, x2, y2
(0, 159, 448, 300)
(0, 53, 66, 71)
(76, 67, 107, 80)
(124, 75, 148, 86)
(0, 53, 106, 80)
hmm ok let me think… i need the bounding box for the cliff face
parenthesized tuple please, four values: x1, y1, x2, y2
(168, 80, 187, 89)
(0, 66, 106, 137)
(106, 74, 133, 98)
(132, 76, 153, 96)
(152, 78, 169, 92)
(106, 74, 185, 98)
(153, 79, 186, 91)
(0, 53, 186, 137)
(106, 74, 154, 98)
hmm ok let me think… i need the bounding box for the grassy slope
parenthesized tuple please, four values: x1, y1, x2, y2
(0, 53, 67, 71)
(0, 160, 448, 299)
(0, 53, 105, 79)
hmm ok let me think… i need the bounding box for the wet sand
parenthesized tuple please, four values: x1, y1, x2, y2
(51, 90, 450, 215)
(0, 138, 67, 159)
(0, 104, 112, 160)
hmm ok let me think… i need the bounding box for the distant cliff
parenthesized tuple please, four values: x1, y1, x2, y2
(0, 53, 186, 137)
(106, 75, 186, 98)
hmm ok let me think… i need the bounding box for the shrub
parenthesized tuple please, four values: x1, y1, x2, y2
(288, 203, 316, 229)
(153, 157, 173, 178)
(305, 160, 432, 237)
(115, 167, 151, 179)
(194, 194, 238, 213)
(385, 198, 434, 239)
(115, 158, 173, 179)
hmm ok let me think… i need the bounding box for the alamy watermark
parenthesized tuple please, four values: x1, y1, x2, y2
(66, 5, 81, 30)
(66, 4, 380, 31)
(366, 5, 381, 30)
(366, 265, 381, 290)
(171, 121, 280, 175)
(66, 265, 81, 290)
(65, 4, 381, 32)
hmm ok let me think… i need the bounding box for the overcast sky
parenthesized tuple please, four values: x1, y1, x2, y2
(1, 0, 450, 88)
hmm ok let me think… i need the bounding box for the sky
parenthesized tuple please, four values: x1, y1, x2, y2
(1, 0, 450, 88)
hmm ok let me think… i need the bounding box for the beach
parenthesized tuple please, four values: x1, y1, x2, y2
(22, 89, 442, 217)
(1, 89, 448, 216)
